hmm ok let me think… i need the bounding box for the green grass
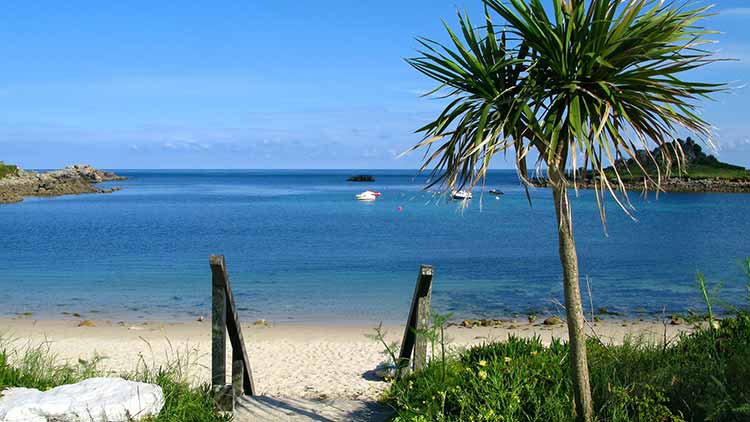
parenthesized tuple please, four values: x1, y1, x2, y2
(385, 262, 750, 422)
(0, 339, 230, 421)
(385, 317, 750, 422)
(0, 162, 19, 179)
(603, 164, 750, 181)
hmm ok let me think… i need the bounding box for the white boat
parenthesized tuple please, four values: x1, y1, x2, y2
(356, 191, 377, 201)
(451, 190, 473, 200)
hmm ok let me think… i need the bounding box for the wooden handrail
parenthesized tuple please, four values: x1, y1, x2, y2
(398, 264, 433, 374)
(210, 255, 255, 410)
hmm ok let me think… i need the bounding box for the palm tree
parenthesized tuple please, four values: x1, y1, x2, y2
(406, 1, 725, 421)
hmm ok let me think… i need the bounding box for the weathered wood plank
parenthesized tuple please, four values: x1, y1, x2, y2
(414, 275, 432, 371)
(232, 360, 244, 398)
(398, 264, 433, 375)
(212, 384, 235, 412)
(211, 257, 227, 387)
(210, 255, 256, 396)
(235, 396, 394, 422)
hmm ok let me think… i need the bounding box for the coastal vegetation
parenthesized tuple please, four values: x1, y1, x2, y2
(604, 138, 749, 181)
(532, 138, 750, 193)
(386, 315, 750, 422)
(0, 341, 228, 421)
(0, 162, 18, 179)
(385, 264, 750, 421)
(405, 1, 726, 420)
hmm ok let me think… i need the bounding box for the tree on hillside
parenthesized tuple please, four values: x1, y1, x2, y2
(405, 1, 725, 420)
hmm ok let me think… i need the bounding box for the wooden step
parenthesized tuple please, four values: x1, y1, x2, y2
(234, 396, 393, 422)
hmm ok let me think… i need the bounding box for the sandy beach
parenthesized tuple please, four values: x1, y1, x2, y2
(0, 317, 693, 401)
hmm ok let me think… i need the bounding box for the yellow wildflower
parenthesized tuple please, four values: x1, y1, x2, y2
(478, 360, 488, 367)
(531, 351, 539, 356)
(504, 356, 512, 363)
(478, 370, 488, 380)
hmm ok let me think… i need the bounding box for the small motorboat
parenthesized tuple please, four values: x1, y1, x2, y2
(451, 190, 473, 200)
(364, 190, 382, 197)
(489, 189, 504, 195)
(356, 191, 377, 201)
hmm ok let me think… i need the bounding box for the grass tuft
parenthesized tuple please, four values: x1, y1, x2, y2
(386, 264, 750, 422)
(0, 337, 230, 421)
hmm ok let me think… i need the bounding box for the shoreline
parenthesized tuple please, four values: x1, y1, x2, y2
(0, 317, 694, 400)
(4, 308, 695, 327)
(531, 176, 750, 193)
(0, 164, 126, 204)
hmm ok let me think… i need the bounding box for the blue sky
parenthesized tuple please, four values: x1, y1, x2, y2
(1, 1, 749, 169)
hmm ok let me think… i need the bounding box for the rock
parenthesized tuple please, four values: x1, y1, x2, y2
(461, 319, 475, 328)
(196, 316, 205, 322)
(597, 307, 621, 316)
(346, 175, 375, 182)
(72, 313, 81, 318)
(543, 316, 563, 326)
(77, 320, 96, 328)
(0, 164, 126, 204)
(0, 377, 164, 421)
(253, 319, 268, 327)
(374, 362, 397, 379)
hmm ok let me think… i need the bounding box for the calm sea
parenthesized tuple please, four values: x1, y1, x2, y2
(1, 170, 748, 324)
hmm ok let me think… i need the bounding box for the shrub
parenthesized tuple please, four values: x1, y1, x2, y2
(385, 314, 750, 422)
(0, 162, 19, 179)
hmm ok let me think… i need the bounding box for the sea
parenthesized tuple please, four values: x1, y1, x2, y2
(1, 170, 748, 324)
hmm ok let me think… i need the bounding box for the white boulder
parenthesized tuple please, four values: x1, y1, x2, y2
(0, 377, 164, 422)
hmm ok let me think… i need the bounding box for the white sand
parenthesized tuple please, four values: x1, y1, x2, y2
(0, 317, 692, 400)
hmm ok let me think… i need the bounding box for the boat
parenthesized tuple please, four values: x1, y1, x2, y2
(489, 189, 504, 195)
(364, 190, 382, 197)
(356, 191, 378, 201)
(451, 190, 473, 200)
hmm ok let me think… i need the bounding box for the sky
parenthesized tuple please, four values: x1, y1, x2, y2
(1, 1, 749, 169)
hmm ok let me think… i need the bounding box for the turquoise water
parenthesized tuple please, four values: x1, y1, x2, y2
(1, 170, 748, 323)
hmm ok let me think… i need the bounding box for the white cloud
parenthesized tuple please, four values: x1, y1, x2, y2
(720, 8, 750, 17)
(161, 141, 209, 152)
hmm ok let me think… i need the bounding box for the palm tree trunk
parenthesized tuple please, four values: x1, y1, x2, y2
(551, 169, 594, 422)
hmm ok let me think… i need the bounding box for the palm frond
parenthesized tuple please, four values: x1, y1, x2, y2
(408, 0, 726, 219)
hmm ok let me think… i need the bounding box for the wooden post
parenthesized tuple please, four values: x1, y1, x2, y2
(232, 360, 244, 397)
(414, 271, 432, 372)
(210, 255, 256, 396)
(211, 257, 227, 388)
(398, 264, 433, 375)
(212, 385, 234, 412)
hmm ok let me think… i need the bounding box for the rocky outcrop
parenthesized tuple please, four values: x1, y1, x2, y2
(0, 164, 126, 204)
(531, 138, 750, 193)
(346, 175, 375, 182)
(532, 176, 750, 193)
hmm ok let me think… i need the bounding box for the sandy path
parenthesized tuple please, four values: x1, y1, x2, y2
(0, 317, 691, 400)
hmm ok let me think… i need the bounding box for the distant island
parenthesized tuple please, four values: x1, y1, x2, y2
(533, 138, 750, 193)
(346, 175, 375, 182)
(0, 163, 126, 204)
